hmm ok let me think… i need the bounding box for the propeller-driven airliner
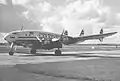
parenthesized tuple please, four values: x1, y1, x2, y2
(4, 28, 117, 56)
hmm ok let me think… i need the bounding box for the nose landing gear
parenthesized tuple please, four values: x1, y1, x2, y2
(9, 42, 15, 56)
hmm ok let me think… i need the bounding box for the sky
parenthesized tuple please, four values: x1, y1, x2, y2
(0, 0, 120, 43)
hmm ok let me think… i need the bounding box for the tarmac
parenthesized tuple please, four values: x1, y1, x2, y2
(0, 45, 120, 81)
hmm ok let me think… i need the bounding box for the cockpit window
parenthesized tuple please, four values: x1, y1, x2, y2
(10, 36, 15, 38)
(12, 32, 18, 34)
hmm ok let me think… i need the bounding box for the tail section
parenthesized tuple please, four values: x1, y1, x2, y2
(79, 29, 84, 36)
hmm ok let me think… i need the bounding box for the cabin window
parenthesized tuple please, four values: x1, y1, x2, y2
(30, 32, 34, 34)
(39, 33, 43, 37)
(25, 34, 27, 36)
(47, 34, 51, 38)
(29, 32, 34, 36)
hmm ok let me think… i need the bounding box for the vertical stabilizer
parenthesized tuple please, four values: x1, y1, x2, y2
(100, 28, 103, 34)
(64, 30, 68, 36)
(99, 28, 104, 42)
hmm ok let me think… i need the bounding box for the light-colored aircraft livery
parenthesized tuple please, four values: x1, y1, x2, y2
(4, 29, 117, 55)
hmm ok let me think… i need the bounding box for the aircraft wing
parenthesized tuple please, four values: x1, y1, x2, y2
(74, 32, 117, 41)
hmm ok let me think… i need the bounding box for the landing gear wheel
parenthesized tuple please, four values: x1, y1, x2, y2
(9, 51, 14, 56)
(30, 49, 36, 54)
(55, 50, 61, 56)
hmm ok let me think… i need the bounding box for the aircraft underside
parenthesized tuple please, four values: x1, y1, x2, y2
(8, 37, 78, 56)
(8, 40, 63, 56)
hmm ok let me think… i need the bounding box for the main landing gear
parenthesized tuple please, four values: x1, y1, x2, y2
(9, 42, 15, 56)
(55, 48, 61, 56)
(30, 49, 36, 54)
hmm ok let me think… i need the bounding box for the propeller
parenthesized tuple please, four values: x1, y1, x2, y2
(58, 29, 65, 42)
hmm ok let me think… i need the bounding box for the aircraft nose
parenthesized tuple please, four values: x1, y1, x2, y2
(4, 38, 6, 40)
(4, 36, 7, 40)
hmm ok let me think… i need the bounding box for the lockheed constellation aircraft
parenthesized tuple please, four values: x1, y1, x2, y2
(4, 28, 117, 55)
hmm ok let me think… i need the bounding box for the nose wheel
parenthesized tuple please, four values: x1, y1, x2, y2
(9, 47, 15, 56)
(55, 48, 61, 56)
(9, 42, 15, 56)
(9, 51, 14, 56)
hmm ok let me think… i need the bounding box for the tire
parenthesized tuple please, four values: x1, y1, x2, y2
(9, 51, 14, 56)
(55, 50, 61, 56)
(30, 49, 36, 54)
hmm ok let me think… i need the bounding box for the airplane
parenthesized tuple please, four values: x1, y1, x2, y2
(4, 28, 117, 56)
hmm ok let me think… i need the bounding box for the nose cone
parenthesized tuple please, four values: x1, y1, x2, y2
(4, 37, 6, 40)
(4, 35, 6, 40)
(4, 33, 16, 43)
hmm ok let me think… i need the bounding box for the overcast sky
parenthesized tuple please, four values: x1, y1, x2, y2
(0, 0, 120, 43)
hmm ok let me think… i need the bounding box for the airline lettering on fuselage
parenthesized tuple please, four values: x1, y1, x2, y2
(23, 32, 59, 39)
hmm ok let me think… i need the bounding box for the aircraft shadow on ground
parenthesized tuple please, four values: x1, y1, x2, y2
(17, 52, 120, 58)
(0, 48, 119, 58)
(17, 51, 94, 57)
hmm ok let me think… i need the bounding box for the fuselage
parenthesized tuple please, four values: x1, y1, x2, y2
(4, 30, 60, 42)
(4, 30, 79, 47)
(4, 29, 117, 55)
